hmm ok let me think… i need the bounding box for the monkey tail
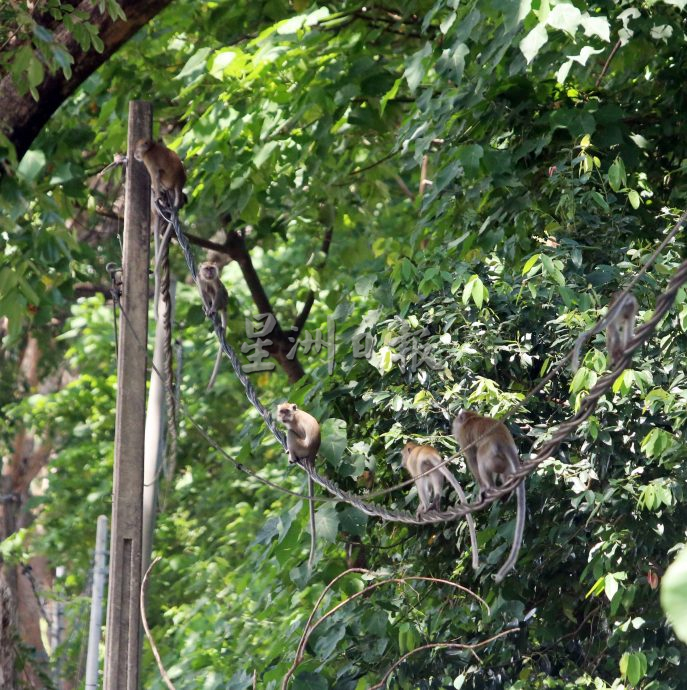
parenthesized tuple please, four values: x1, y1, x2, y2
(207, 347, 223, 391)
(440, 467, 480, 570)
(307, 476, 317, 570)
(494, 480, 526, 583)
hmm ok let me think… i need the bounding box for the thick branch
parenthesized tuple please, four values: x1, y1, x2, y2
(215, 229, 305, 382)
(0, 0, 174, 161)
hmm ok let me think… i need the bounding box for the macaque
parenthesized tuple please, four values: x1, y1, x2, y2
(452, 410, 525, 583)
(277, 403, 321, 466)
(198, 261, 229, 390)
(605, 293, 638, 367)
(277, 402, 321, 569)
(571, 291, 638, 371)
(133, 138, 187, 322)
(133, 138, 187, 210)
(401, 441, 479, 570)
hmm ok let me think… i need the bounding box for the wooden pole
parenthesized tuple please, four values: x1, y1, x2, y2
(104, 100, 151, 690)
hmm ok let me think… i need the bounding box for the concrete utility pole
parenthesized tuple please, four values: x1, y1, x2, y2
(85, 515, 109, 689)
(142, 280, 176, 575)
(104, 100, 151, 690)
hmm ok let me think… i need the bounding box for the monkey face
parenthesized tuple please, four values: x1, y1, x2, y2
(133, 138, 153, 161)
(277, 402, 298, 424)
(199, 262, 219, 281)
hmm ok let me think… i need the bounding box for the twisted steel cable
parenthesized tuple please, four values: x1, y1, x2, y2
(158, 201, 687, 524)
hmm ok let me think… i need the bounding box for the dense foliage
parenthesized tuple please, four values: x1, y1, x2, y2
(2, 0, 687, 688)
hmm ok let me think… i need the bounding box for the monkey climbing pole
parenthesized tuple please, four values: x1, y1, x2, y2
(104, 100, 152, 690)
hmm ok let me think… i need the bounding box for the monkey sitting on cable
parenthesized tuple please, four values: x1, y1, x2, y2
(571, 291, 639, 371)
(452, 410, 526, 583)
(277, 403, 321, 467)
(401, 441, 479, 570)
(197, 261, 229, 391)
(277, 402, 321, 569)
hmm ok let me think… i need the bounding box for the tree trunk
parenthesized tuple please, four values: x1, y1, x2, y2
(0, 0, 174, 161)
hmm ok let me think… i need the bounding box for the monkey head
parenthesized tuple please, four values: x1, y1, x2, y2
(277, 402, 298, 426)
(452, 409, 476, 433)
(133, 138, 154, 161)
(199, 261, 220, 282)
(400, 441, 418, 469)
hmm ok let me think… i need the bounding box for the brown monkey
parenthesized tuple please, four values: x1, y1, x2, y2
(277, 403, 321, 466)
(197, 261, 229, 390)
(133, 138, 187, 321)
(277, 402, 321, 569)
(605, 293, 638, 367)
(572, 291, 639, 371)
(452, 410, 525, 583)
(401, 441, 479, 570)
(133, 138, 187, 210)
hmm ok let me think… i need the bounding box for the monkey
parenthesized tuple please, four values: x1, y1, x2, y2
(133, 138, 187, 211)
(277, 402, 321, 569)
(133, 138, 187, 321)
(571, 291, 639, 371)
(605, 292, 638, 367)
(452, 410, 525, 583)
(277, 402, 321, 467)
(401, 441, 479, 570)
(197, 261, 229, 391)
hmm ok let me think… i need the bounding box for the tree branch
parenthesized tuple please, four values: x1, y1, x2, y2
(0, 0, 174, 161)
(293, 225, 334, 337)
(212, 227, 305, 382)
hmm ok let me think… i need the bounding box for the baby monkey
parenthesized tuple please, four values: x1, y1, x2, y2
(401, 441, 479, 570)
(133, 138, 187, 211)
(452, 410, 526, 583)
(277, 402, 321, 569)
(198, 261, 229, 390)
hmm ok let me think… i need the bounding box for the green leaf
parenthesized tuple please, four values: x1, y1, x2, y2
(338, 505, 368, 537)
(177, 47, 211, 80)
(210, 48, 248, 80)
(522, 254, 540, 274)
(520, 23, 548, 63)
(608, 158, 625, 191)
(17, 149, 47, 181)
(253, 141, 279, 168)
(589, 190, 610, 212)
(661, 548, 687, 643)
(604, 573, 618, 601)
(292, 671, 328, 690)
(27, 54, 44, 87)
(627, 189, 641, 209)
(314, 503, 339, 543)
(586, 576, 605, 598)
(403, 42, 432, 92)
(319, 418, 347, 468)
(546, 3, 582, 36)
(380, 77, 401, 115)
